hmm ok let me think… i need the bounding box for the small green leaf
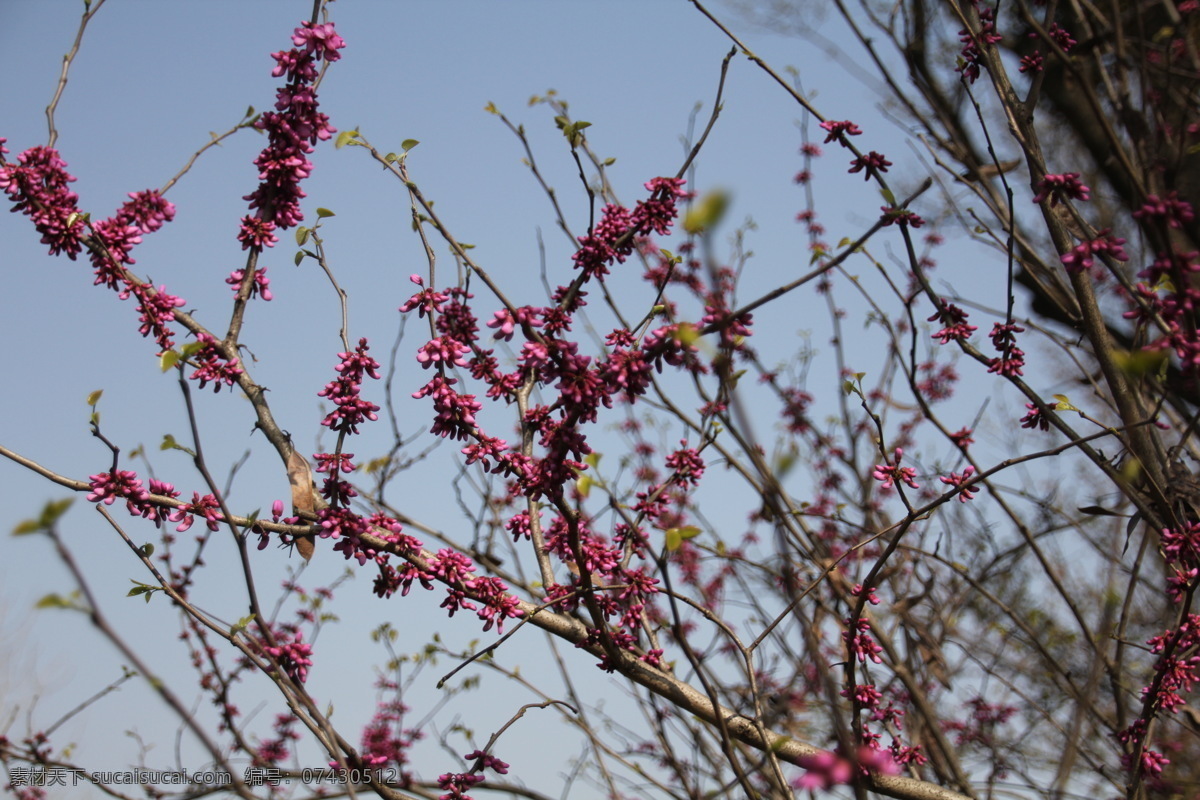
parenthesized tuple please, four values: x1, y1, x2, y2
(602, 157, 616, 166)
(401, 139, 420, 152)
(683, 189, 730, 234)
(576, 474, 592, 498)
(315, 207, 335, 218)
(295, 226, 309, 245)
(294, 250, 306, 266)
(484, 102, 498, 115)
(673, 323, 699, 346)
(1112, 348, 1169, 379)
(231, 614, 256, 636)
(139, 542, 155, 557)
(334, 129, 359, 149)
(160, 434, 178, 451)
(665, 528, 681, 551)
(15, 498, 74, 535)
(127, 582, 158, 603)
(1051, 393, 1079, 412)
(665, 526, 701, 551)
(86, 390, 103, 407)
(159, 350, 180, 372)
(384, 152, 398, 163)
(40, 498, 73, 528)
(880, 187, 896, 206)
(36, 593, 73, 610)
(180, 341, 206, 358)
(12, 519, 42, 536)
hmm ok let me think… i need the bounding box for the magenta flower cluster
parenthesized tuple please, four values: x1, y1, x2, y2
(793, 745, 899, 791)
(1033, 172, 1090, 206)
(0, 141, 188, 353)
(238, 20, 344, 250)
(956, 6, 1001, 84)
(872, 448, 919, 490)
(0, 142, 84, 259)
(319, 338, 381, 434)
(572, 177, 687, 279)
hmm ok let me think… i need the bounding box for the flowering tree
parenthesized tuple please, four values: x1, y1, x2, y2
(3, 1, 1200, 799)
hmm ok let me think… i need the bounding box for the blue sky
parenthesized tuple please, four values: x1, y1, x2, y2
(0, 2, 1029, 796)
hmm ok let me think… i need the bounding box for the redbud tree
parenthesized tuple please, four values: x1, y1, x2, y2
(2, 1, 1198, 799)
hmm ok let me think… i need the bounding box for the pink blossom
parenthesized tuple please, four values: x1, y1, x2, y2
(848, 151, 892, 179)
(938, 466, 978, 502)
(1060, 229, 1128, 272)
(1032, 172, 1090, 206)
(87, 470, 148, 506)
(872, 448, 919, 490)
(819, 119, 863, 144)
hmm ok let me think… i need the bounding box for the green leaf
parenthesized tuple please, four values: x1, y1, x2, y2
(295, 226, 309, 245)
(160, 434, 195, 457)
(683, 189, 730, 234)
(401, 139, 420, 152)
(602, 157, 616, 166)
(13, 498, 74, 536)
(484, 102, 498, 115)
(294, 250, 306, 267)
(384, 152, 398, 163)
(1112, 348, 1169, 378)
(41, 498, 73, 528)
(1052, 393, 1079, 412)
(231, 614, 256, 636)
(665, 528, 681, 551)
(673, 323, 699, 346)
(180, 341, 205, 358)
(315, 208, 335, 218)
(665, 525, 701, 551)
(86, 389, 103, 407)
(159, 349, 181, 372)
(12, 519, 41, 535)
(334, 129, 359, 149)
(36, 593, 74, 610)
(139, 542, 155, 557)
(576, 474, 592, 498)
(880, 187, 897, 206)
(127, 582, 158, 604)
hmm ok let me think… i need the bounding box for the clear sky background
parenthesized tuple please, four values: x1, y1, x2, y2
(0, 2, 1034, 797)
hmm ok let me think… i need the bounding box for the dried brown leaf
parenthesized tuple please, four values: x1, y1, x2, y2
(286, 449, 316, 562)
